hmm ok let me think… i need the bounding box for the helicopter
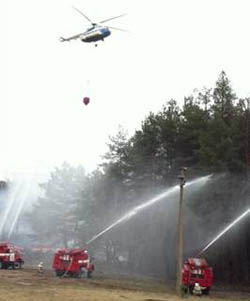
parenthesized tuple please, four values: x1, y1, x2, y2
(60, 7, 127, 46)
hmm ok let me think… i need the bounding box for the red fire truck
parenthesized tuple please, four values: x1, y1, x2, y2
(0, 242, 24, 269)
(182, 257, 213, 295)
(52, 248, 94, 278)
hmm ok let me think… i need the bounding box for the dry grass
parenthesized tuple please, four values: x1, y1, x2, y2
(0, 269, 249, 301)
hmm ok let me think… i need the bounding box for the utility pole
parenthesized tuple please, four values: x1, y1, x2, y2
(176, 167, 186, 296)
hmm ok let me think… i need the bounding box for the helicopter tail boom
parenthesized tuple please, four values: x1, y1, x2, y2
(59, 37, 68, 42)
(59, 33, 82, 42)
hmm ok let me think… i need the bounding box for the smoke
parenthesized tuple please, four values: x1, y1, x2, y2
(7, 166, 248, 282)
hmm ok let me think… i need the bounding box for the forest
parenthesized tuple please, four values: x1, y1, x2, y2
(26, 71, 250, 283)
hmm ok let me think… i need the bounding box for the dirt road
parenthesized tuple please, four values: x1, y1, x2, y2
(0, 268, 249, 301)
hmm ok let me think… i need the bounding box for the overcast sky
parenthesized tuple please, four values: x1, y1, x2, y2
(3, 0, 250, 175)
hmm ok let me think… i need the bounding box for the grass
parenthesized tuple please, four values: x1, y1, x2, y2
(0, 269, 249, 301)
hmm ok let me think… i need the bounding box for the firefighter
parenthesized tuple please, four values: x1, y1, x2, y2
(38, 262, 44, 273)
(193, 282, 202, 295)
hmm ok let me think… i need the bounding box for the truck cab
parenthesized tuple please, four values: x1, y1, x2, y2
(182, 257, 213, 295)
(52, 248, 94, 278)
(0, 242, 24, 269)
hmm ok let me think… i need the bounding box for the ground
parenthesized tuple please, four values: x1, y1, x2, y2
(0, 268, 249, 301)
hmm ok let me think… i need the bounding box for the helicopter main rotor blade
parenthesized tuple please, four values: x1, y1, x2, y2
(72, 6, 93, 24)
(107, 25, 129, 32)
(99, 14, 127, 24)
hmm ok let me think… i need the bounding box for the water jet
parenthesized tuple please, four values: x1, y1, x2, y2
(86, 174, 212, 245)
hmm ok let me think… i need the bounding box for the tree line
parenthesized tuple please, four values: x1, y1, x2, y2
(27, 71, 250, 283)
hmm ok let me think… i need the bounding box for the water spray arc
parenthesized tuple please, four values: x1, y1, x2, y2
(8, 179, 33, 238)
(86, 175, 212, 245)
(86, 185, 180, 244)
(0, 181, 23, 236)
(0, 173, 34, 239)
(198, 208, 250, 256)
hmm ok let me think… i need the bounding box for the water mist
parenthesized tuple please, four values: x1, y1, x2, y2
(86, 174, 212, 245)
(198, 208, 250, 256)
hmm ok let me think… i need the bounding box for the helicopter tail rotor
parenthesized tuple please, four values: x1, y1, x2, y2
(59, 37, 67, 42)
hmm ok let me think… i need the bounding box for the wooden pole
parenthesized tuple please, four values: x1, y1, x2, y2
(176, 167, 186, 296)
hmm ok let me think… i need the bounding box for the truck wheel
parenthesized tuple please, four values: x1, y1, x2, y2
(189, 285, 194, 294)
(14, 262, 21, 269)
(55, 270, 63, 277)
(87, 271, 92, 279)
(78, 267, 85, 278)
(0, 262, 2, 269)
(203, 288, 210, 295)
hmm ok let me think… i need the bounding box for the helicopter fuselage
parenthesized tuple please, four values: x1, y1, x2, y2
(80, 26, 111, 42)
(60, 8, 126, 44)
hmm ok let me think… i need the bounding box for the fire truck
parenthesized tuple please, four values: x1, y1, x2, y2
(182, 257, 213, 295)
(52, 248, 94, 278)
(0, 242, 24, 269)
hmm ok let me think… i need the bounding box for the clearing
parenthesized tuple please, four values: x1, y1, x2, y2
(0, 268, 249, 301)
